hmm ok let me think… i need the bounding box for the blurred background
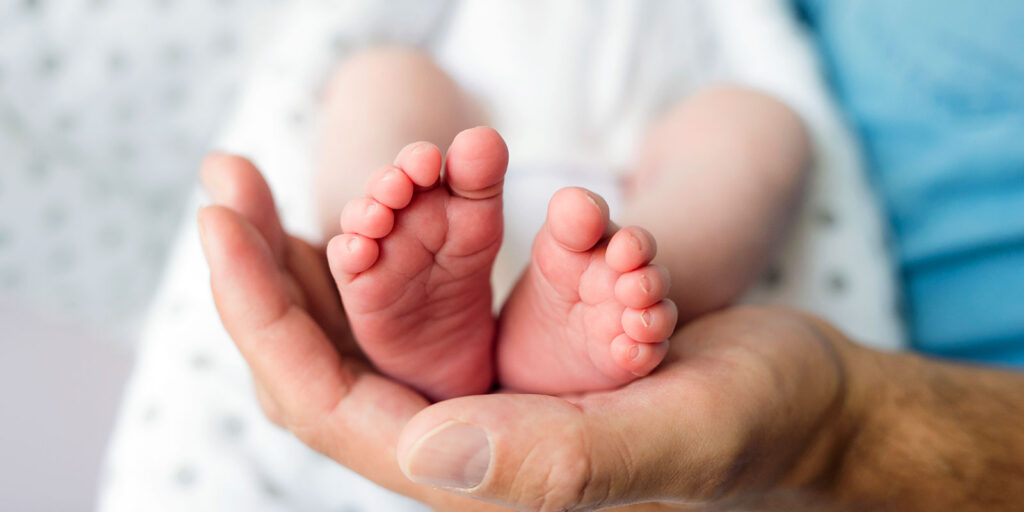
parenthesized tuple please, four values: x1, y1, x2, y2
(0, 1, 279, 509)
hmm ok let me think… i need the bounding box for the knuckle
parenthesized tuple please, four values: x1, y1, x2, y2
(523, 423, 613, 512)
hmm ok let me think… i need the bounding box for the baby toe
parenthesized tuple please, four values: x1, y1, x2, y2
(366, 165, 414, 209)
(546, 187, 610, 252)
(605, 226, 657, 273)
(615, 264, 671, 308)
(340, 197, 394, 239)
(444, 126, 509, 199)
(327, 234, 380, 276)
(394, 141, 442, 188)
(610, 334, 669, 377)
(621, 299, 678, 343)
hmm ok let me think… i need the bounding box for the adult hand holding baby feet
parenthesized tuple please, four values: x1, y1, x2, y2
(328, 126, 675, 399)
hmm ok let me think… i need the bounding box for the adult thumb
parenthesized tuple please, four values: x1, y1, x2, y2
(396, 393, 676, 511)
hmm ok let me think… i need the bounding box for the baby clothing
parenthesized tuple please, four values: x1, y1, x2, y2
(100, 1, 902, 510)
(798, 0, 1024, 366)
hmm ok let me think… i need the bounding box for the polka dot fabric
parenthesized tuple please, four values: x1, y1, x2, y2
(0, 0, 279, 336)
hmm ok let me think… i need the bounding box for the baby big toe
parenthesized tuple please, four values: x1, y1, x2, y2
(614, 264, 671, 308)
(605, 226, 657, 273)
(340, 197, 394, 239)
(328, 233, 380, 276)
(611, 335, 670, 377)
(366, 165, 414, 209)
(547, 187, 610, 252)
(444, 126, 509, 199)
(622, 299, 678, 343)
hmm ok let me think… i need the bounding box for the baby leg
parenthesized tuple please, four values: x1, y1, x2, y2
(623, 85, 810, 320)
(315, 46, 483, 238)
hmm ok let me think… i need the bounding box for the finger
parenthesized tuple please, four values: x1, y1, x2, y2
(283, 234, 354, 351)
(198, 205, 449, 504)
(398, 394, 601, 508)
(200, 153, 288, 263)
(198, 205, 349, 425)
(253, 378, 285, 428)
(396, 366, 741, 510)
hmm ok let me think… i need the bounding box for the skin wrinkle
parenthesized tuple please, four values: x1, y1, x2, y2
(547, 426, 594, 512)
(268, 360, 354, 450)
(296, 358, 365, 447)
(502, 254, 619, 386)
(518, 240, 634, 387)
(510, 441, 549, 510)
(435, 234, 503, 266)
(533, 226, 587, 303)
(347, 267, 430, 316)
(596, 417, 641, 510)
(574, 422, 607, 512)
(775, 317, 853, 495)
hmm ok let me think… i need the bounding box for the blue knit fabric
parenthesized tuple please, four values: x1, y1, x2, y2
(796, 0, 1024, 366)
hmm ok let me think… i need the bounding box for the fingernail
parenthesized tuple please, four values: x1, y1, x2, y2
(404, 421, 491, 489)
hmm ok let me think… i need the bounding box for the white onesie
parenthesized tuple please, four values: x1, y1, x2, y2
(100, 2, 903, 511)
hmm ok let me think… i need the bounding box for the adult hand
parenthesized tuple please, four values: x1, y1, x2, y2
(197, 155, 861, 511)
(198, 154, 509, 510)
(393, 308, 856, 511)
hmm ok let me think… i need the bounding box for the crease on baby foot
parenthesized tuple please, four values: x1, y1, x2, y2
(445, 178, 505, 200)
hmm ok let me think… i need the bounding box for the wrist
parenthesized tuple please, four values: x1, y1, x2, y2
(776, 317, 878, 503)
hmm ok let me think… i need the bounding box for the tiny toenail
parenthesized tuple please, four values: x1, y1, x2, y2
(381, 168, 398, 181)
(641, 309, 651, 327)
(639, 274, 651, 294)
(345, 236, 358, 252)
(628, 345, 640, 361)
(412, 142, 430, 155)
(585, 193, 600, 211)
(629, 232, 642, 252)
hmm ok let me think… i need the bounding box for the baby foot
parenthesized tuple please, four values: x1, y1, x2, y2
(497, 187, 677, 394)
(327, 127, 507, 401)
